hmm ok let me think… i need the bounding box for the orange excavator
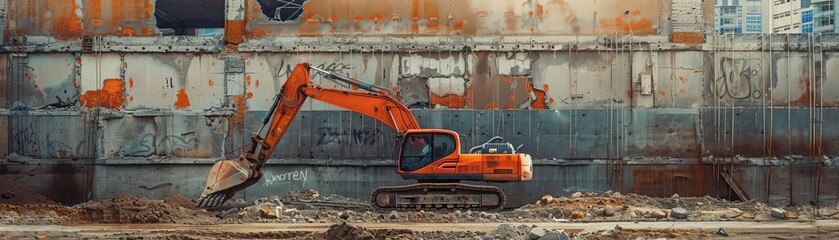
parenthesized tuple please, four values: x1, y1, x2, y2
(197, 63, 533, 211)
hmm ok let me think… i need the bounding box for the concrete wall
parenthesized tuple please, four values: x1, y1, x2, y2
(0, 0, 836, 206)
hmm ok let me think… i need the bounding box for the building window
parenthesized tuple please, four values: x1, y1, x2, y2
(820, 16, 835, 27)
(822, 3, 834, 12)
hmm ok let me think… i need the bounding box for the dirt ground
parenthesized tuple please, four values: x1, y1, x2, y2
(2, 189, 839, 239)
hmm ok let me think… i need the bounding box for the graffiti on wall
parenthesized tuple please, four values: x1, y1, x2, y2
(315, 127, 382, 146)
(263, 169, 309, 187)
(10, 121, 88, 158)
(714, 57, 763, 100)
(275, 59, 354, 80)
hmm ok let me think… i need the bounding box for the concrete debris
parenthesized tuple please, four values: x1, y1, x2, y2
(258, 203, 280, 219)
(771, 208, 787, 219)
(387, 211, 399, 219)
(528, 226, 546, 239)
(570, 192, 583, 198)
(670, 207, 689, 219)
(538, 230, 569, 240)
(481, 224, 530, 240)
(325, 222, 375, 240)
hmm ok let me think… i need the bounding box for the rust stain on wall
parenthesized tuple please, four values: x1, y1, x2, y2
(671, 32, 705, 44)
(80, 78, 124, 109)
(174, 88, 191, 109)
(430, 94, 466, 109)
(8, 0, 158, 39)
(600, 10, 654, 34)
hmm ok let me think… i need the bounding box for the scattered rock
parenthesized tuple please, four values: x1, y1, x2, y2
(387, 211, 399, 220)
(670, 207, 689, 219)
(340, 210, 353, 220)
(651, 210, 667, 219)
(539, 195, 554, 205)
(784, 210, 799, 220)
(671, 193, 680, 198)
(325, 222, 374, 240)
(258, 203, 280, 219)
(771, 208, 786, 219)
(569, 210, 585, 219)
(570, 192, 583, 198)
(538, 230, 570, 240)
(528, 226, 546, 240)
(603, 206, 616, 216)
(482, 224, 531, 240)
(741, 211, 756, 219)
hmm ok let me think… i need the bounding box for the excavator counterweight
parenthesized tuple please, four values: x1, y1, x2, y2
(197, 63, 532, 210)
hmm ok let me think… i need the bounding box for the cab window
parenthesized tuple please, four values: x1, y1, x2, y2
(399, 133, 456, 172)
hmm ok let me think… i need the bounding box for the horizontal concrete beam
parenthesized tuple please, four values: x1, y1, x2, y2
(4, 34, 839, 53)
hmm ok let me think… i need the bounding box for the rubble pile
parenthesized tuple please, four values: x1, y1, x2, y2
(76, 194, 218, 224)
(0, 204, 90, 225)
(523, 191, 836, 221)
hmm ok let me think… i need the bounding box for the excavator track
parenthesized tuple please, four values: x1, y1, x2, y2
(370, 183, 506, 212)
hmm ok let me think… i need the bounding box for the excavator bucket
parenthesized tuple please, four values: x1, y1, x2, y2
(196, 156, 261, 208)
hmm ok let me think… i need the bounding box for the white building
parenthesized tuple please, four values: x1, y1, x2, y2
(812, 0, 836, 33)
(770, 0, 814, 33)
(715, 0, 764, 34)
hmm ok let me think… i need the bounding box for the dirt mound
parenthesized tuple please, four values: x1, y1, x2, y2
(0, 204, 90, 225)
(324, 223, 416, 240)
(481, 224, 531, 240)
(77, 194, 218, 224)
(0, 176, 56, 205)
(579, 225, 712, 240)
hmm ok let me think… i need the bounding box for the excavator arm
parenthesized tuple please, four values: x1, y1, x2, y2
(197, 63, 419, 208)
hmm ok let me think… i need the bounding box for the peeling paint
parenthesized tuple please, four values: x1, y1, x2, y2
(79, 78, 124, 109)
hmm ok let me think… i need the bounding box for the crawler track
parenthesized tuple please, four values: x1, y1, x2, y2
(370, 183, 506, 212)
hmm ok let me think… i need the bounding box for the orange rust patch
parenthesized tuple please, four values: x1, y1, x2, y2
(658, 91, 666, 97)
(226, 20, 246, 45)
(208, 79, 214, 86)
(484, 103, 502, 109)
(174, 88, 191, 109)
(431, 94, 466, 109)
(679, 76, 687, 83)
(369, 13, 383, 21)
(530, 88, 548, 109)
(601, 11, 654, 34)
(795, 78, 812, 107)
(246, 92, 254, 99)
(246, 75, 252, 86)
(671, 32, 705, 44)
(453, 21, 465, 30)
(626, 90, 633, 98)
(411, 0, 420, 33)
(80, 79, 124, 109)
(536, 4, 544, 18)
(129, 78, 135, 89)
(122, 28, 136, 36)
